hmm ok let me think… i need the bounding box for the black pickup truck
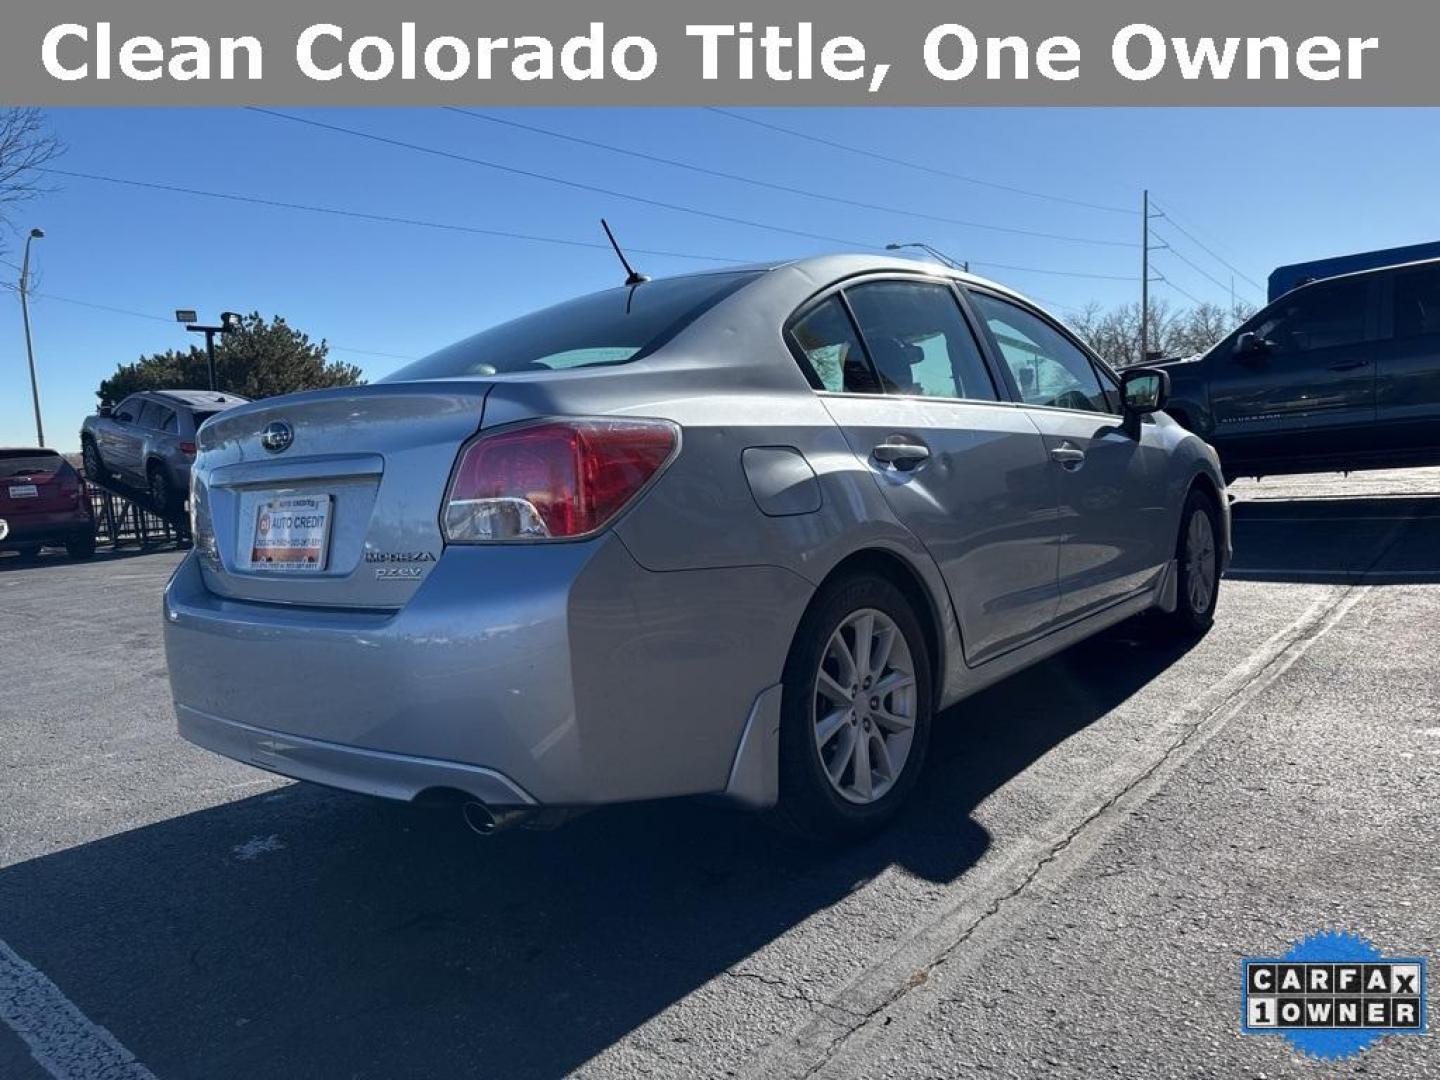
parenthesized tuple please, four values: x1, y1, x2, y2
(1155, 259, 1440, 480)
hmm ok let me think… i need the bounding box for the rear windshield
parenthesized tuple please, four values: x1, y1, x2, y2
(192, 411, 218, 426)
(0, 450, 64, 477)
(385, 271, 760, 381)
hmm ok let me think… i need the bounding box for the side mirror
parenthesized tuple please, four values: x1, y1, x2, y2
(115, 411, 133, 424)
(99, 404, 113, 417)
(1121, 367, 1170, 417)
(1234, 332, 1271, 360)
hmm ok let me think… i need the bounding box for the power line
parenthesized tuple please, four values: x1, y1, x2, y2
(2, 282, 418, 362)
(38, 167, 743, 265)
(707, 108, 1137, 216)
(1152, 232, 1257, 303)
(447, 109, 1136, 249)
(1151, 271, 1208, 309)
(245, 109, 1137, 284)
(970, 260, 1133, 282)
(1149, 197, 1265, 292)
(248, 107, 888, 252)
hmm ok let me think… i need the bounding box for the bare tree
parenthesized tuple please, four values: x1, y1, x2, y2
(1069, 297, 1256, 369)
(0, 108, 62, 258)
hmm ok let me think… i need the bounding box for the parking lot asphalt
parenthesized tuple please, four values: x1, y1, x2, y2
(1, 469, 1437, 1079)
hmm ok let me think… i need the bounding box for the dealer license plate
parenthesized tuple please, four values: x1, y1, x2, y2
(246, 494, 332, 572)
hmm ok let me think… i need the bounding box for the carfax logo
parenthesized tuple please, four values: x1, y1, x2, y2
(1242, 930, 1427, 1060)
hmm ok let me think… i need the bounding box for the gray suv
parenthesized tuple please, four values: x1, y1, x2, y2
(82, 390, 250, 510)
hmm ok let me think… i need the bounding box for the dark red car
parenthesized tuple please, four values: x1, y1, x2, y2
(0, 448, 96, 560)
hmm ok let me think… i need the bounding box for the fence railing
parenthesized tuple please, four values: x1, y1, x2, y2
(87, 482, 190, 548)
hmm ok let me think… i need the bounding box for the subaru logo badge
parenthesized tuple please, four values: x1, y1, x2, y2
(260, 420, 294, 454)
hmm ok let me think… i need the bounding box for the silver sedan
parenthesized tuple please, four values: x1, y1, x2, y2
(163, 255, 1228, 841)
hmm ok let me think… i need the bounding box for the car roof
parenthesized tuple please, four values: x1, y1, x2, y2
(766, 253, 1029, 300)
(1276, 255, 1440, 298)
(142, 389, 251, 409)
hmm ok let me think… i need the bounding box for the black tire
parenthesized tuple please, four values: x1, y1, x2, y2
(82, 438, 107, 483)
(66, 533, 97, 560)
(771, 573, 933, 844)
(1156, 487, 1221, 638)
(148, 464, 174, 512)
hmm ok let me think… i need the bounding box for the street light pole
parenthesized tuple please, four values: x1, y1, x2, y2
(179, 311, 244, 392)
(885, 242, 969, 272)
(18, 227, 45, 447)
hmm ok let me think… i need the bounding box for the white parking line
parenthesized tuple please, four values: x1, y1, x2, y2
(0, 939, 156, 1080)
(1227, 568, 1440, 582)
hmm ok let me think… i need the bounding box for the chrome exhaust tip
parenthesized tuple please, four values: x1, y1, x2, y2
(461, 802, 532, 836)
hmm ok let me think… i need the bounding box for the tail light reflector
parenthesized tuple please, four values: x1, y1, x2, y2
(443, 419, 677, 542)
(179, 441, 197, 456)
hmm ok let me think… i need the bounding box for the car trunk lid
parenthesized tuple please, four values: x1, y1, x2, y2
(193, 382, 489, 608)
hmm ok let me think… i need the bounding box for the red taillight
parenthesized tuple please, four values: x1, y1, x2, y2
(179, 442, 197, 456)
(443, 419, 677, 542)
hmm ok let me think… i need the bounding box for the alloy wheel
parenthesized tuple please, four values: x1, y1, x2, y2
(812, 608, 917, 805)
(1185, 509, 1217, 614)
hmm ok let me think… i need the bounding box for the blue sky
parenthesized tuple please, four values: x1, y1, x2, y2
(2, 107, 1437, 450)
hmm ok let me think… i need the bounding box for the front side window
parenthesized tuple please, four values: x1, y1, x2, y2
(138, 401, 165, 429)
(969, 292, 1109, 413)
(1394, 266, 1440, 339)
(386, 271, 760, 381)
(843, 281, 998, 401)
(788, 296, 881, 394)
(1250, 278, 1368, 353)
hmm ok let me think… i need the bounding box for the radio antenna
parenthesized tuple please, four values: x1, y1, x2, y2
(601, 219, 649, 286)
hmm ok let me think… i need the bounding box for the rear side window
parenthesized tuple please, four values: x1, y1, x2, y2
(1394, 266, 1440, 339)
(969, 292, 1109, 413)
(1252, 278, 1368, 353)
(788, 296, 881, 394)
(163, 411, 180, 434)
(844, 281, 998, 402)
(386, 272, 760, 381)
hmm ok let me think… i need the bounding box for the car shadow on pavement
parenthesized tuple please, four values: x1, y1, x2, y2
(0, 624, 1195, 1080)
(0, 546, 183, 573)
(1227, 494, 1440, 584)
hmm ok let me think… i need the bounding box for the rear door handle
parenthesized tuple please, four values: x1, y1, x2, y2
(872, 441, 930, 469)
(1328, 360, 1370, 371)
(1050, 446, 1086, 469)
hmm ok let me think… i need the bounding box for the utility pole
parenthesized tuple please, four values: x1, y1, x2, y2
(1140, 190, 1149, 367)
(18, 228, 45, 447)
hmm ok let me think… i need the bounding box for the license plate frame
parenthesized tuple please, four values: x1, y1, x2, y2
(242, 493, 333, 573)
(7, 484, 38, 499)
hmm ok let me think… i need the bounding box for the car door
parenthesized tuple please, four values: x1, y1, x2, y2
(104, 395, 145, 479)
(1206, 275, 1379, 469)
(1373, 263, 1440, 456)
(790, 277, 1063, 665)
(967, 289, 1172, 623)
(135, 400, 169, 477)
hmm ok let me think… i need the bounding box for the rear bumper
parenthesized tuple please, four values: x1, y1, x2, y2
(0, 508, 93, 546)
(163, 540, 811, 808)
(177, 704, 536, 806)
